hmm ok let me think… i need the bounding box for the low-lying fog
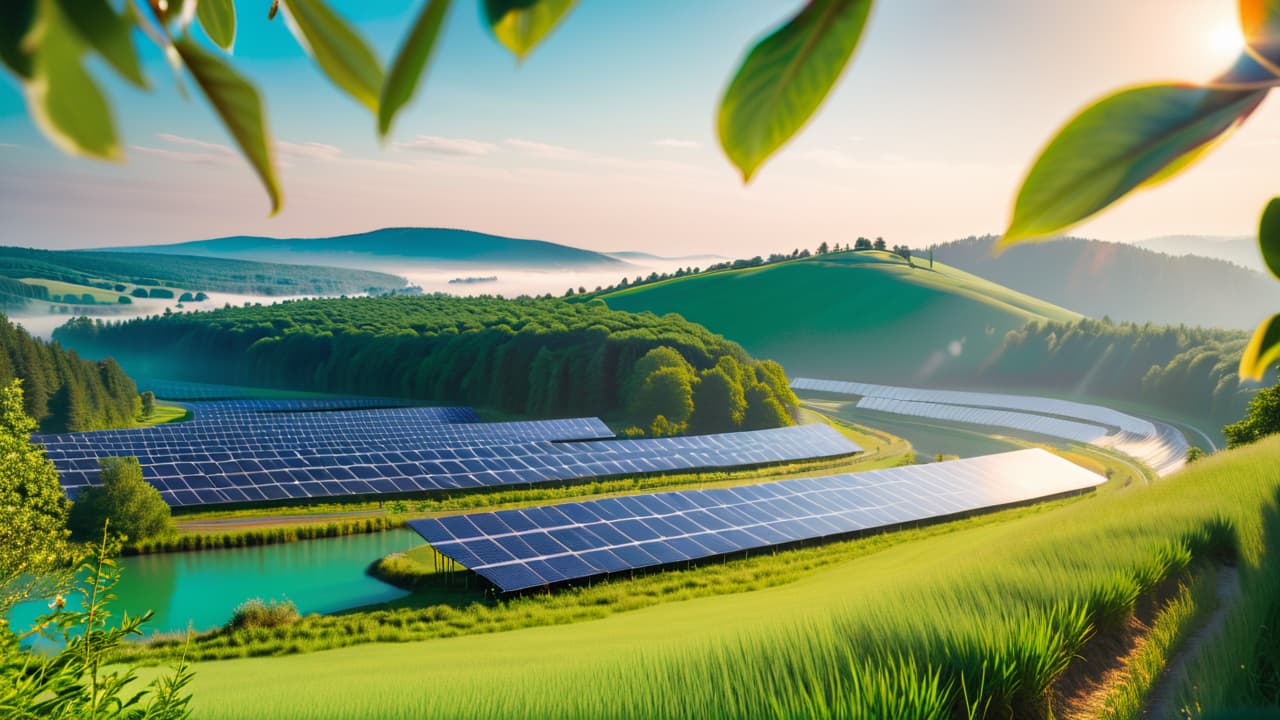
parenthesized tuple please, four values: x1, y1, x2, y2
(9, 257, 710, 340)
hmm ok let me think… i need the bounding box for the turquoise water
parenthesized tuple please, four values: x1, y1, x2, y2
(10, 529, 422, 638)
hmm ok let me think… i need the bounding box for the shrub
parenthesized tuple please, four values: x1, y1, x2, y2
(67, 456, 172, 544)
(227, 598, 301, 631)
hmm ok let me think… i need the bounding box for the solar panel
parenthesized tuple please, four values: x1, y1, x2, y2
(409, 449, 1104, 592)
(39, 397, 860, 507)
(791, 377, 1187, 476)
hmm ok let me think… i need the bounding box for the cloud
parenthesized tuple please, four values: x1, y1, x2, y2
(653, 139, 701, 149)
(0, 143, 21, 150)
(276, 140, 343, 161)
(503, 138, 585, 160)
(155, 133, 234, 155)
(394, 135, 497, 157)
(131, 145, 237, 165)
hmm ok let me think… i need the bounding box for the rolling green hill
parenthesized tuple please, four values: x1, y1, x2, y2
(602, 250, 1080, 382)
(107, 227, 626, 270)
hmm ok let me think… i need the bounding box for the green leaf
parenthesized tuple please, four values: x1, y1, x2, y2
(1260, 197, 1280, 280)
(1240, 313, 1280, 381)
(197, 0, 237, 51)
(717, 0, 872, 182)
(484, 0, 576, 60)
(0, 0, 37, 79)
(26, 0, 120, 160)
(55, 0, 147, 88)
(1002, 84, 1266, 246)
(379, 0, 451, 138)
(281, 0, 383, 113)
(174, 36, 281, 214)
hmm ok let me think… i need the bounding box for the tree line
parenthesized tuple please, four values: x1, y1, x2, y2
(0, 313, 139, 432)
(975, 318, 1270, 423)
(54, 296, 799, 431)
(0, 246, 406, 297)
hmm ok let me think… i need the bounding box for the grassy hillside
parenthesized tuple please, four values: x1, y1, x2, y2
(0, 246, 406, 298)
(603, 250, 1079, 382)
(932, 235, 1280, 329)
(109, 227, 626, 270)
(171, 436, 1280, 719)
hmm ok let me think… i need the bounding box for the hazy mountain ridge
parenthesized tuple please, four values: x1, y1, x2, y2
(930, 235, 1280, 329)
(1135, 235, 1264, 273)
(106, 227, 627, 270)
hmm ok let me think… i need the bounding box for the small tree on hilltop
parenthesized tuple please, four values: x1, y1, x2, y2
(816, 241, 830, 255)
(68, 457, 172, 544)
(873, 237, 886, 251)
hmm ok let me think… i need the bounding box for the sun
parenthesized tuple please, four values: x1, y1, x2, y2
(1207, 21, 1247, 68)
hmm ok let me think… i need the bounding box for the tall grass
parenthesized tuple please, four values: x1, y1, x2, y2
(176, 437, 1280, 720)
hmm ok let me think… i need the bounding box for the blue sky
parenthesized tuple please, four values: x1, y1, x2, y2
(0, 0, 1273, 254)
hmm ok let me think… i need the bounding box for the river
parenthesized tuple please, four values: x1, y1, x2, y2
(9, 529, 422, 639)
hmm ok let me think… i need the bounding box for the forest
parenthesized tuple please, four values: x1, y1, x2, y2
(53, 296, 798, 432)
(0, 313, 139, 432)
(977, 318, 1268, 423)
(931, 235, 1280, 329)
(0, 246, 407, 298)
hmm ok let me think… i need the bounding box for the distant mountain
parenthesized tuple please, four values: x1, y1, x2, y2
(603, 249, 1080, 383)
(930, 235, 1280, 329)
(106, 227, 626, 270)
(1135, 235, 1265, 273)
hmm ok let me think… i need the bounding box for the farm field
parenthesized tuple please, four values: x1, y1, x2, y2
(155, 438, 1280, 719)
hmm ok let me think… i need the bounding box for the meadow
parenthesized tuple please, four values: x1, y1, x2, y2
(136, 434, 1280, 718)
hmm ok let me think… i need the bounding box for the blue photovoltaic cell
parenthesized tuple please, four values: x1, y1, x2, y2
(410, 449, 1105, 592)
(38, 397, 859, 508)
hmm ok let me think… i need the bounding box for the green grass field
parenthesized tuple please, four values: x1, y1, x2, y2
(602, 251, 1080, 381)
(19, 277, 129, 304)
(148, 433, 1280, 719)
(137, 404, 191, 427)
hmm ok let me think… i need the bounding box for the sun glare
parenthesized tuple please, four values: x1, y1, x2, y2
(1207, 22, 1247, 68)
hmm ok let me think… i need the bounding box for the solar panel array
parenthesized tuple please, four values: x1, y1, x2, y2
(410, 448, 1104, 592)
(792, 377, 1188, 476)
(39, 401, 860, 507)
(855, 397, 1109, 444)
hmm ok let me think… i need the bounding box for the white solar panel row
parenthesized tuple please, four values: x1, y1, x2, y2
(855, 397, 1110, 444)
(792, 378, 1156, 436)
(791, 377, 1188, 476)
(411, 448, 1104, 592)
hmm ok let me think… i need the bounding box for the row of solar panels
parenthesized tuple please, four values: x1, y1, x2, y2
(855, 397, 1110, 444)
(409, 449, 1105, 592)
(791, 377, 1188, 476)
(41, 399, 861, 507)
(791, 378, 1157, 436)
(35, 411, 614, 452)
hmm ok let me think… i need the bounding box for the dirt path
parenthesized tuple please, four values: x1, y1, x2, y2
(1144, 566, 1241, 718)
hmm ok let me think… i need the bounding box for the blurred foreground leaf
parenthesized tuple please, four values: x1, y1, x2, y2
(174, 36, 282, 214)
(379, 0, 452, 138)
(718, 0, 872, 182)
(1241, 314, 1280, 381)
(281, 0, 383, 113)
(484, 0, 576, 60)
(197, 0, 237, 51)
(27, 0, 121, 160)
(1002, 84, 1265, 246)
